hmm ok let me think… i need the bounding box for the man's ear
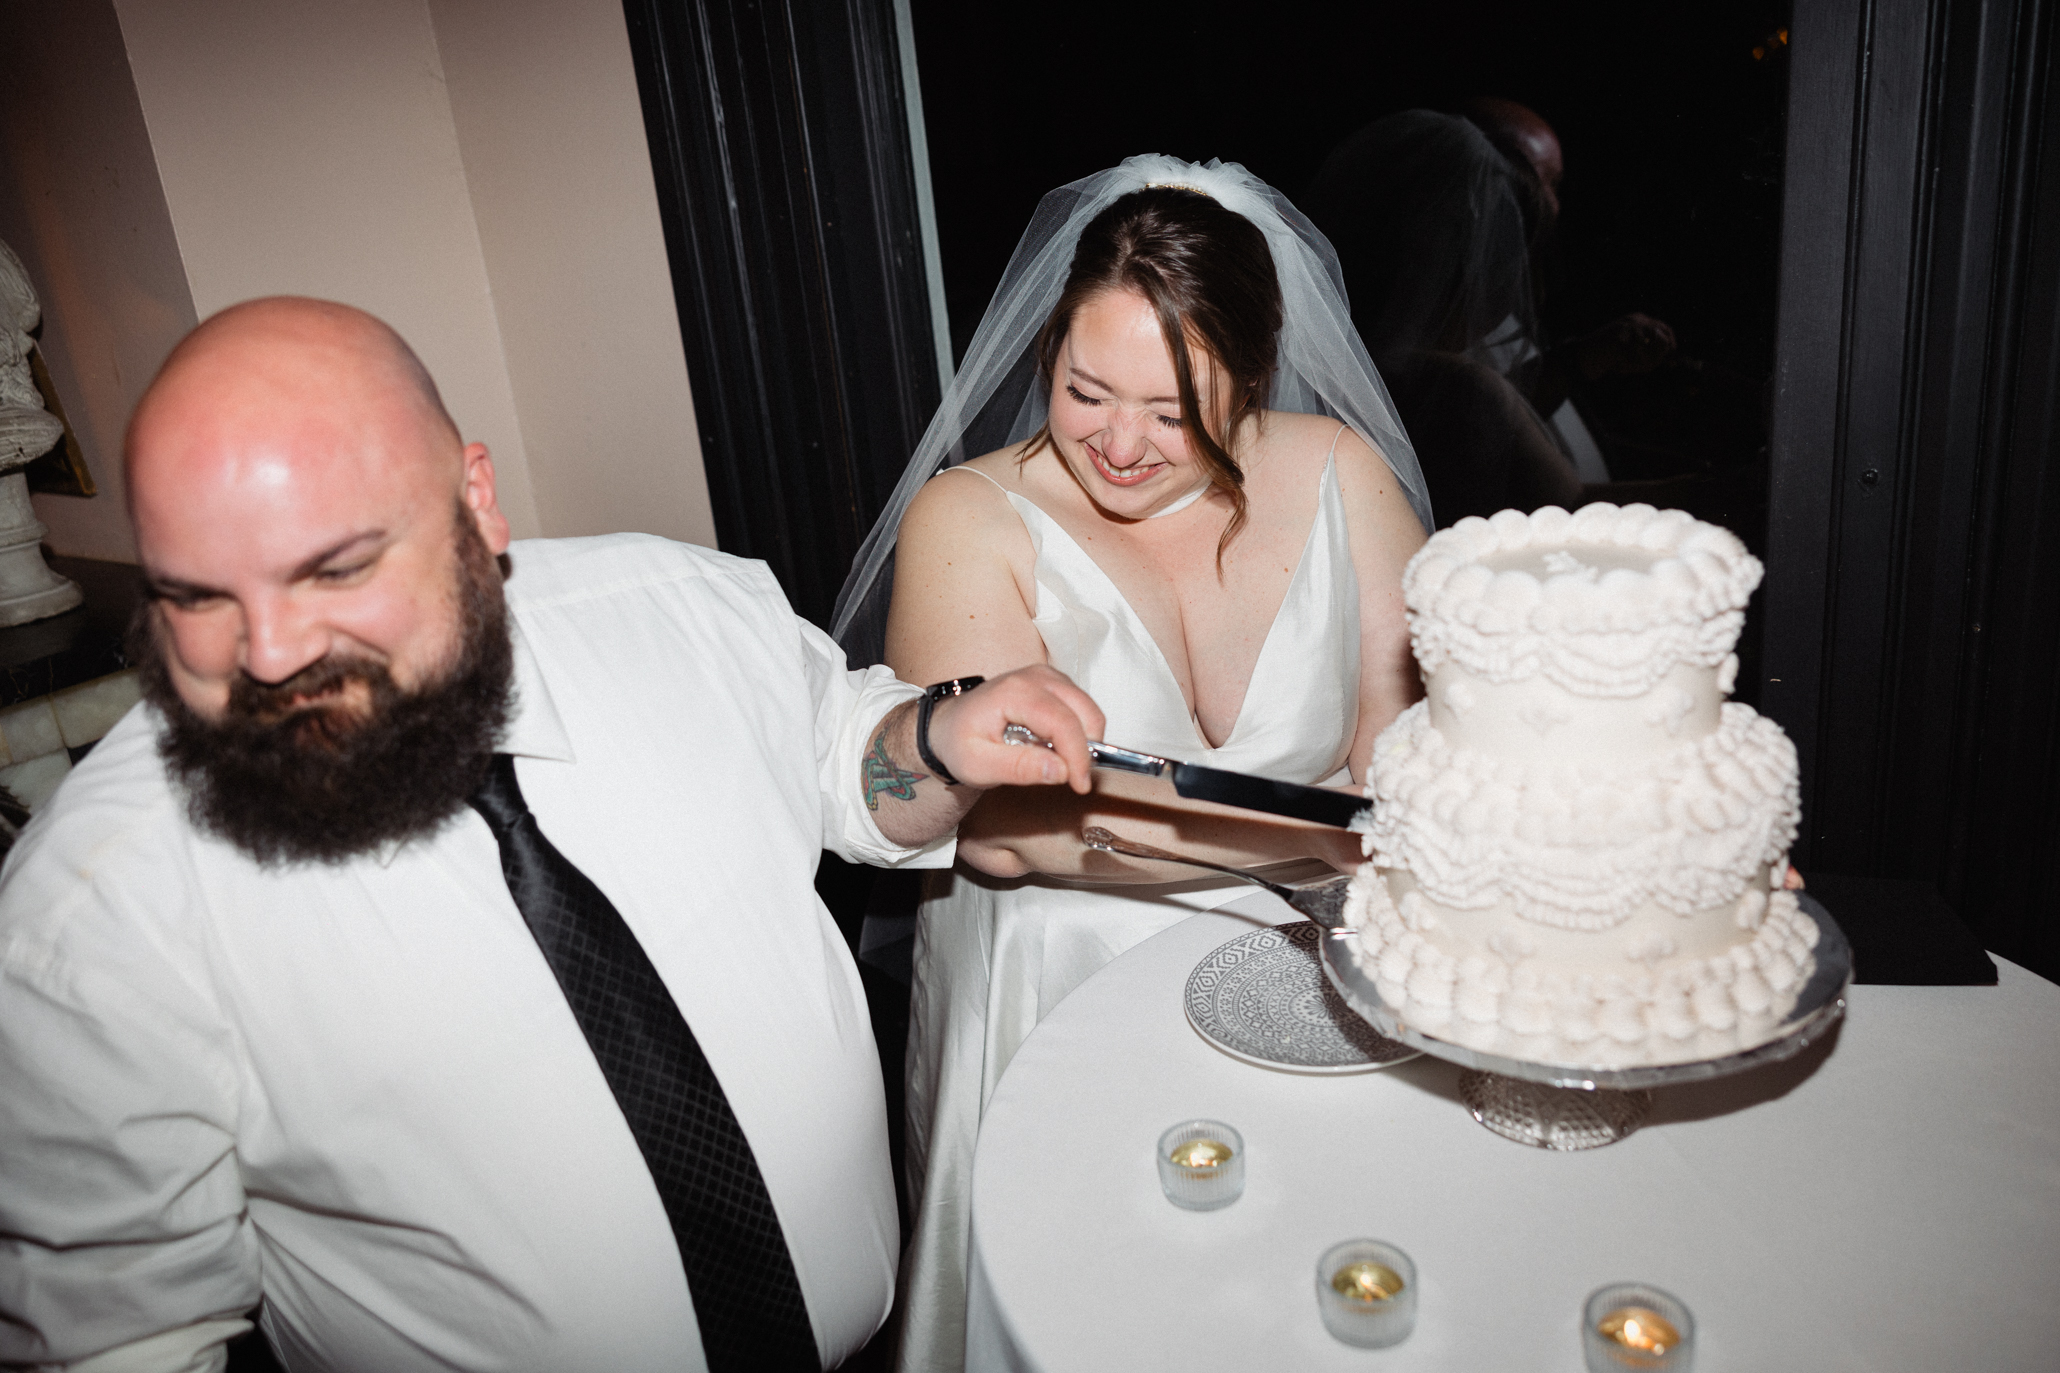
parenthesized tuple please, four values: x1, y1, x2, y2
(461, 442, 512, 554)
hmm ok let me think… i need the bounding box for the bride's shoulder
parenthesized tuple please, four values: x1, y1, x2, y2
(1252, 410, 1383, 472)
(1252, 409, 1342, 444)
(1248, 410, 1368, 474)
(1252, 411, 1420, 531)
(1250, 409, 1355, 457)
(901, 449, 1025, 539)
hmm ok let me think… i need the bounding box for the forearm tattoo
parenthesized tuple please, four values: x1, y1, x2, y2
(861, 725, 926, 811)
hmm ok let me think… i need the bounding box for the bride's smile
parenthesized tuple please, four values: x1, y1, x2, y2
(1083, 439, 1164, 486)
(1049, 288, 1218, 516)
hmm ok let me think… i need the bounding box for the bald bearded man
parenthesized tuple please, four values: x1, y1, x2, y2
(0, 299, 1102, 1373)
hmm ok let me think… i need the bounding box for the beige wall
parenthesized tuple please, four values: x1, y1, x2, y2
(114, 0, 546, 540)
(430, 0, 713, 546)
(0, 0, 713, 563)
(0, 0, 196, 563)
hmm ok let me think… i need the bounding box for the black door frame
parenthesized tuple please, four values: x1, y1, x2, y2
(1765, 0, 2057, 969)
(619, 0, 944, 631)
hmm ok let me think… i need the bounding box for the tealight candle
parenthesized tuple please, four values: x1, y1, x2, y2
(1599, 1307, 1681, 1354)
(1333, 1261, 1407, 1303)
(1315, 1240, 1418, 1348)
(1583, 1283, 1694, 1371)
(1167, 1137, 1234, 1171)
(1156, 1120, 1244, 1210)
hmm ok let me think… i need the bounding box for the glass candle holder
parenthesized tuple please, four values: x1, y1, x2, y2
(1583, 1283, 1694, 1372)
(1156, 1120, 1244, 1210)
(1315, 1239, 1418, 1348)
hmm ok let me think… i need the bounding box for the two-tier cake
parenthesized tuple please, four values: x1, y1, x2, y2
(1343, 504, 1812, 1068)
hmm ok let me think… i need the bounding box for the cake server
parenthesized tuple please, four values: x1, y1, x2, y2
(1001, 724, 1370, 829)
(1080, 827, 1352, 929)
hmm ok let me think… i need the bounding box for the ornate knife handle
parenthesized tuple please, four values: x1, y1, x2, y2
(1000, 724, 1171, 779)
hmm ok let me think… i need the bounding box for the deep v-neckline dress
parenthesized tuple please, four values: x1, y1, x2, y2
(896, 442, 1363, 1373)
(1003, 451, 1359, 768)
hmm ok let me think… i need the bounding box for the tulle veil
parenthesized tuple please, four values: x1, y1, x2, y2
(830, 154, 1433, 666)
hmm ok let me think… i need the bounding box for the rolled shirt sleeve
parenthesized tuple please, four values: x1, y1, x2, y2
(795, 616, 955, 870)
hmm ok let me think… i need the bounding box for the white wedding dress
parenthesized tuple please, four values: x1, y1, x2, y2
(898, 437, 1362, 1372)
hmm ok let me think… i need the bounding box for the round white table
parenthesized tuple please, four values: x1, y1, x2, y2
(966, 892, 2060, 1371)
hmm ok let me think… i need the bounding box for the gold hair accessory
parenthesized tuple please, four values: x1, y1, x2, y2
(1146, 180, 1213, 199)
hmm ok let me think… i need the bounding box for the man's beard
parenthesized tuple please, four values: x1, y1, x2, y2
(136, 513, 515, 867)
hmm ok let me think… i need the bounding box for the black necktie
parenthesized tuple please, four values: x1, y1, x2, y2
(468, 754, 818, 1372)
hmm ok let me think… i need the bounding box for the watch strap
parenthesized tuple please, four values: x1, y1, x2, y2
(917, 677, 985, 785)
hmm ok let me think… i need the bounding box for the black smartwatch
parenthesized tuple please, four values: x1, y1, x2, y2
(916, 676, 985, 785)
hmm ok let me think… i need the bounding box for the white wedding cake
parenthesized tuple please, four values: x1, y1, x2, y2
(1343, 504, 1812, 1068)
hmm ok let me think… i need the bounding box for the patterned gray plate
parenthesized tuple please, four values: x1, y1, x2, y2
(1184, 923, 1421, 1074)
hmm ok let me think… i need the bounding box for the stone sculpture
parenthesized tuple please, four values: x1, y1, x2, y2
(0, 239, 84, 625)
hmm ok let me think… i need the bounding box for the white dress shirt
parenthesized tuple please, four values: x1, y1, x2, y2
(0, 534, 951, 1372)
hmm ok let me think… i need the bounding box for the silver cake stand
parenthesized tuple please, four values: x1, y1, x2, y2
(1317, 894, 1853, 1150)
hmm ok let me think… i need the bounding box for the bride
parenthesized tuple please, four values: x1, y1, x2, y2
(831, 156, 1431, 1371)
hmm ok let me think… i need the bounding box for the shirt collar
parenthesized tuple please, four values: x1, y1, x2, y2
(369, 620, 570, 869)
(499, 618, 575, 764)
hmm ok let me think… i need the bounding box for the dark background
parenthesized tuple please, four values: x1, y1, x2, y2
(913, 0, 1793, 397)
(911, 0, 1793, 703)
(623, 0, 2056, 994)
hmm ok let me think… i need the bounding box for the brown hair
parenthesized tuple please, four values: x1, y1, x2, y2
(1022, 187, 1282, 567)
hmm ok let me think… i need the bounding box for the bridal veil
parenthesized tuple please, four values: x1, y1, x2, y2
(830, 154, 1433, 666)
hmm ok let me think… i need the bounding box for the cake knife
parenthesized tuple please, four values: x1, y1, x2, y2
(1000, 724, 1370, 829)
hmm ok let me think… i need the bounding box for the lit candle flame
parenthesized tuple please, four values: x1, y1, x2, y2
(1597, 1306, 1681, 1355)
(1167, 1138, 1233, 1170)
(1331, 1261, 1405, 1304)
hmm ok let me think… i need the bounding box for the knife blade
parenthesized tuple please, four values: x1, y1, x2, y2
(1001, 725, 1371, 829)
(1166, 759, 1370, 829)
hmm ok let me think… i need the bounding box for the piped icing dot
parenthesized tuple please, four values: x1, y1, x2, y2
(1732, 969, 1774, 1016)
(1600, 998, 1648, 1044)
(1653, 993, 1699, 1041)
(1735, 888, 1768, 930)
(1691, 980, 1737, 1031)
(1455, 981, 1502, 1024)
(1398, 891, 1439, 932)
(1558, 1009, 1601, 1044)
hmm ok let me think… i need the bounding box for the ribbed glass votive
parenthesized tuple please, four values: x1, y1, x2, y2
(1583, 1282, 1694, 1371)
(1155, 1120, 1244, 1210)
(1315, 1239, 1417, 1348)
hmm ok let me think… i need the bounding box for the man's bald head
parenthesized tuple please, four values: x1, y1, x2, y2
(1460, 97, 1564, 225)
(127, 297, 459, 509)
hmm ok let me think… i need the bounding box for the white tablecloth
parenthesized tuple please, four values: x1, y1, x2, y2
(966, 894, 2060, 1371)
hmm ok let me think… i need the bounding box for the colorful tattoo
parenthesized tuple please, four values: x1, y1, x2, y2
(862, 727, 926, 810)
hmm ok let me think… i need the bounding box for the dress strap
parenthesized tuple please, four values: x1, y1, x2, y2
(1326, 422, 1349, 465)
(937, 463, 1009, 492)
(936, 461, 1044, 543)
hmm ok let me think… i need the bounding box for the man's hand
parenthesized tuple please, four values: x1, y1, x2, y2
(1575, 312, 1676, 379)
(862, 666, 1106, 849)
(925, 665, 1104, 793)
